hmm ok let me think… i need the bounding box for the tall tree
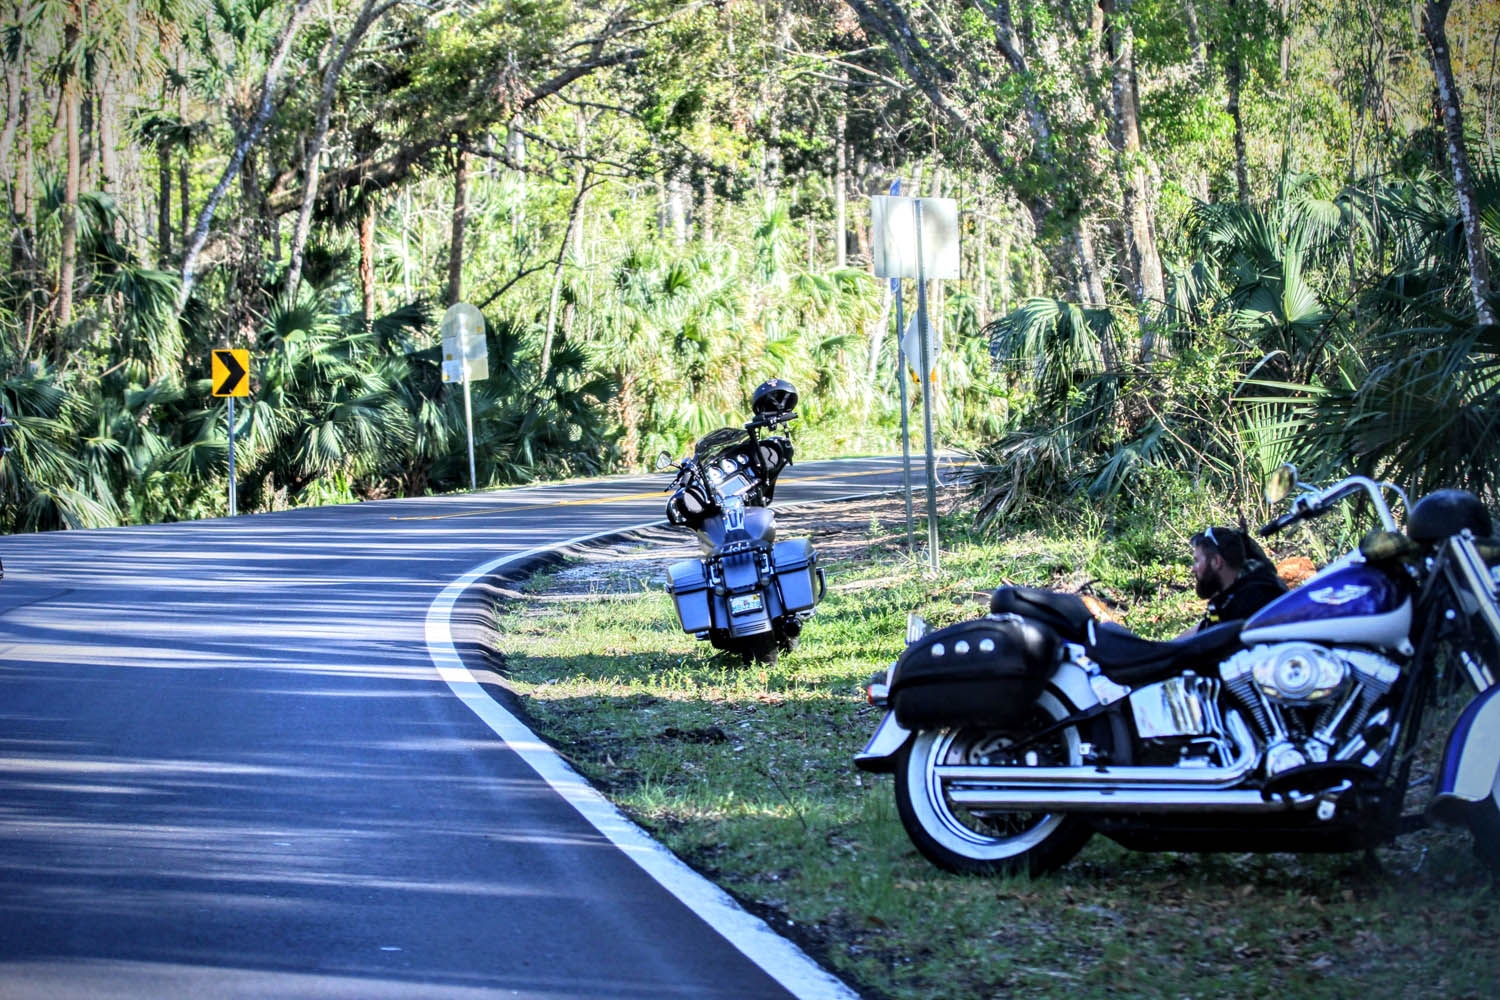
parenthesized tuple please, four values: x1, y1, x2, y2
(176, 0, 314, 313)
(284, 0, 401, 302)
(1420, 0, 1496, 327)
(57, 1, 82, 329)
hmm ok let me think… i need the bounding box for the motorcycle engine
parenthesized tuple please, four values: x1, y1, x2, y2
(1220, 643, 1401, 776)
(1247, 643, 1350, 705)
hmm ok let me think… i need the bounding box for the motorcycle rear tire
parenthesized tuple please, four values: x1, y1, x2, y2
(893, 689, 1096, 877)
(711, 631, 779, 667)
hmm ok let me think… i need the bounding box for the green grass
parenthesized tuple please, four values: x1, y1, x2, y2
(491, 507, 1497, 1000)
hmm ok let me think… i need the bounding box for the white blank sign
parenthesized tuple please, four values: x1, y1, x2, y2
(871, 196, 960, 280)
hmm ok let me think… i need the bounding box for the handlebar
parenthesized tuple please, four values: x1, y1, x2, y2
(1259, 474, 1407, 537)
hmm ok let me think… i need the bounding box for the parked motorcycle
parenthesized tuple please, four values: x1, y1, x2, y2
(856, 467, 1500, 876)
(659, 379, 825, 665)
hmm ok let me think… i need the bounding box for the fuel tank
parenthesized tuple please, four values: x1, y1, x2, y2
(1240, 563, 1411, 650)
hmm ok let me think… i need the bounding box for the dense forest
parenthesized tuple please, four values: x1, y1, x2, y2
(2, 0, 1497, 532)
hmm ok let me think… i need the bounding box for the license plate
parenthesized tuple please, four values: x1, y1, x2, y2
(729, 592, 764, 615)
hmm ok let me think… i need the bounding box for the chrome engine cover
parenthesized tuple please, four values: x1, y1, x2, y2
(1220, 643, 1403, 775)
(1252, 643, 1350, 705)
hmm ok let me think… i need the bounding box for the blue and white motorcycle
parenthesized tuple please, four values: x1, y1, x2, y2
(856, 467, 1500, 876)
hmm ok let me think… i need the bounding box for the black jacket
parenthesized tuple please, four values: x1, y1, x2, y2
(1200, 562, 1287, 630)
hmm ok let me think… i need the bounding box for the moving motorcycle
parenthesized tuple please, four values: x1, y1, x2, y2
(659, 379, 825, 665)
(856, 467, 1500, 876)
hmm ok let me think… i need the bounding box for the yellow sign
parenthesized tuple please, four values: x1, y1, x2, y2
(211, 349, 250, 397)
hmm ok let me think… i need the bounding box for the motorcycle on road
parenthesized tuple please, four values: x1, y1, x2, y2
(659, 379, 825, 665)
(856, 467, 1500, 876)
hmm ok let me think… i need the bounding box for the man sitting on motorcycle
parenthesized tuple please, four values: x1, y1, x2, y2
(1182, 525, 1286, 635)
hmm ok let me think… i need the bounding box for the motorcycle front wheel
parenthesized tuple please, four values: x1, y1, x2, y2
(894, 690, 1094, 877)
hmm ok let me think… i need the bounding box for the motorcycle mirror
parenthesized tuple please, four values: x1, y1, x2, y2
(655, 450, 673, 471)
(905, 612, 932, 645)
(1265, 464, 1298, 504)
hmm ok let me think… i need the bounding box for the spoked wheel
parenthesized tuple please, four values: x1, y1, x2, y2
(893, 690, 1094, 876)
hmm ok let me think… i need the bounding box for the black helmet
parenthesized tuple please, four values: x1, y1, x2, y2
(751, 378, 798, 419)
(1407, 488, 1493, 545)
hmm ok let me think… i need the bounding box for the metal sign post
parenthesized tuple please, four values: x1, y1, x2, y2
(870, 194, 960, 575)
(893, 276, 916, 556)
(441, 303, 488, 491)
(885, 182, 916, 556)
(211, 348, 250, 516)
(913, 199, 941, 574)
(227, 397, 236, 516)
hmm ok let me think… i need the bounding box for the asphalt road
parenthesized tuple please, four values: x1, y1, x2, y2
(0, 456, 914, 999)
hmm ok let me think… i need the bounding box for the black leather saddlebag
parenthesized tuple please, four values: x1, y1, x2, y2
(889, 617, 1063, 729)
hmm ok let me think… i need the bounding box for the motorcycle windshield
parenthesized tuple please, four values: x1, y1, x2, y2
(694, 427, 750, 465)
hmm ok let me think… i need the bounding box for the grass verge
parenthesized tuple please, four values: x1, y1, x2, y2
(490, 496, 1496, 1000)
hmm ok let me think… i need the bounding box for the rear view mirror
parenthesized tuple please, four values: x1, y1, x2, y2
(655, 450, 673, 471)
(1265, 464, 1298, 504)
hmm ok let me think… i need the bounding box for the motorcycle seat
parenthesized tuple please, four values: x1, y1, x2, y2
(1087, 620, 1245, 686)
(989, 586, 1095, 641)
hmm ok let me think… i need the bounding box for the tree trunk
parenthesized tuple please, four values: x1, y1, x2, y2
(4, 52, 30, 277)
(977, 204, 990, 329)
(1421, 0, 1496, 327)
(665, 169, 688, 245)
(1102, 0, 1166, 354)
(177, 0, 314, 313)
(835, 68, 848, 268)
(445, 139, 468, 307)
(1183, 0, 1206, 75)
(157, 141, 172, 264)
(1226, 0, 1251, 207)
(700, 171, 714, 245)
(998, 225, 1013, 314)
(285, 0, 394, 301)
(541, 163, 590, 379)
(97, 59, 118, 192)
(58, 14, 80, 331)
(1074, 224, 1107, 308)
(360, 200, 376, 331)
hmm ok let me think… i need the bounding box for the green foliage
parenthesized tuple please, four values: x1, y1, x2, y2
(5, 0, 1500, 530)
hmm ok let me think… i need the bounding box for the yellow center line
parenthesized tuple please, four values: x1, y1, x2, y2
(389, 466, 896, 521)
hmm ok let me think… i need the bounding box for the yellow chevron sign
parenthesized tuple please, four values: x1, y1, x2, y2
(211, 349, 249, 397)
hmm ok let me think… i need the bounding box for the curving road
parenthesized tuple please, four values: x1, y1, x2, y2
(0, 457, 912, 999)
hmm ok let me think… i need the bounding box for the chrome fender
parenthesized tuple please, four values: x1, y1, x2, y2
(851, 662, 1099, 775)
(854, 711, 909, 774)
(1426, 684, 1500, 827)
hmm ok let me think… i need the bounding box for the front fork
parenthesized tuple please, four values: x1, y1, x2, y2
(1426, 532, 1500, 827)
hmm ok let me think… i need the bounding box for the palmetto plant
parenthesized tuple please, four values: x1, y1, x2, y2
(1261, 153, 1500, 504)
(1178, 176, 1350, 381)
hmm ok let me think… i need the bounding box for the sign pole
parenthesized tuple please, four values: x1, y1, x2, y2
(462, 371, 476, 491)
(441, 303, 487, 493)
(227, 396, 237, 517)
(210, 347, 250, 516)
(914, 199, 940, 575)
(894, 282, 916, 557)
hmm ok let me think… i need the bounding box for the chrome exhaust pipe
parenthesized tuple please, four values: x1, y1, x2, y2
(944, 785, 1318, 813)
(936, 711, 1309, 813)
(936, 709, 1260, 789)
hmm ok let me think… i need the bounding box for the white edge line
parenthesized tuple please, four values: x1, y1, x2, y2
(425, 517, 866, 1000)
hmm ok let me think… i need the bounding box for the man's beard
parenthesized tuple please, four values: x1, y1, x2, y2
(1195, 572, 1223, 600)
